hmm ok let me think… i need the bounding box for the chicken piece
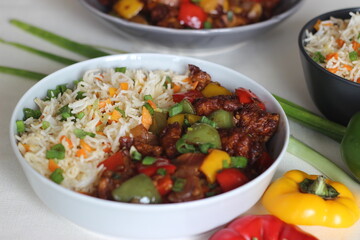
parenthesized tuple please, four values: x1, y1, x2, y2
(234, 103, 279, 142)
(160, 122, 182, 158)
(219, 128, 264, 163)
(193, 94, 242, 116)
(188, 64, 212, 91)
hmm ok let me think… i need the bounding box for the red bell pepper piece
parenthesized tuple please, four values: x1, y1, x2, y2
(216, 168, 249, 192)
(153, 174, 173, 196)
(235, 87, 266, 110)
(178, 2, 207, 29)
(173, 90, 203, 103)
(210, 215, 318, 240)
(138, 158, 176, 177)
(97, 151, 125, 171)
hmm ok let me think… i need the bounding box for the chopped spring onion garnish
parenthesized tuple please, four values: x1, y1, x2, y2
(143, 102, 154, 115)
(156, 168, 167, 176)
(130, 146, 142, 161)
(41, 120, 50, 130)
(50, 168, 64, 184)
(46, 144, 65, 160)
(200, 116, 217, 128)
(74, 128, 95, 139)
(312, 51, 325, 63)
(142, 156, 157, 165)
(16, 120, 25, 134)
(349, 51, 358, 61)
(144, 95, 153, 101)
(115, 107, 126, 117)
(115, 67, 126, 73)
(231, 156, 248, 168)
(169, 103, 183, 117)
(23, 108, 41, 120)
(172, 178, 187, 192)
(76, 91, 86, 100)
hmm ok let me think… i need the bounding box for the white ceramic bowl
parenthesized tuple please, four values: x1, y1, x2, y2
(79, 0, 304, 50)
(10, 54, 289, 240)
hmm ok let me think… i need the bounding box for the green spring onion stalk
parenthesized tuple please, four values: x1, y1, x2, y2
(274, 94, 360, 182)
(0, 38, 78, 65)
(273, 94, 346, 143)
(0, 66, 46, 80)
(10, 19, 111, 59)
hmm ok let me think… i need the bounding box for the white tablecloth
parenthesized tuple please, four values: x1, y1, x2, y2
(1, 0, 359, 239)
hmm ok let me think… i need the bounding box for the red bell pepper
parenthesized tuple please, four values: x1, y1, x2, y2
(153, 174, 173, 196)
(137, 158, 176, 177)
(210, 215, 318, 240)
(178, 2, 207, 29)
(173, 90, 203, 103)
(97, 151, 125, 171)
(235, 88, 266, 110)
(216, 168, 249, 192)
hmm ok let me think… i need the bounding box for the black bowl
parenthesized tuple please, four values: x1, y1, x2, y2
(298, 7, 360, 126)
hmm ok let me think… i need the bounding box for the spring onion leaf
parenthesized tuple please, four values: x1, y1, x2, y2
(50, 168, 64, 184)
(0, 66, 46, 80)
(115, 107, 126, 117)
(144, 95, 153, 101)
(10, 19, 110, 59)
(46, 144, 65, 160)
(0, 38, 77, 65)
(75, 112, 85, 119)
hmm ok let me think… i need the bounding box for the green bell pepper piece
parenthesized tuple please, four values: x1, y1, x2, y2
(112, 174, 161, 203)
(209, 109, 234, 129)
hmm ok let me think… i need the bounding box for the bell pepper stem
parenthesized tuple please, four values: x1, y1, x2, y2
(299, 176, 339, 199)
(288, 136, 360, 205)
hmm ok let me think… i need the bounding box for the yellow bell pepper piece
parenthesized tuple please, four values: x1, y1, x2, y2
(200, 0, 229, 13)
(200, 149, 231, 183)
(186, 114, 202, 124)
(113, 0, 144, 20)
(167, 114, 185, 126)
(201, 82, 232, 98)
(261, 170, 360, 228)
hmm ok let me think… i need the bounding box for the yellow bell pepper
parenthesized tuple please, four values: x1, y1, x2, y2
(200, 149, 231, 183)
(201, 82, 232, 98)
(113, 0, 144, 20)
(167, 114, 185, 126)
(200, 0, 229, 13)
(261, 170, 360, 228)
(167, 114, 201, 127)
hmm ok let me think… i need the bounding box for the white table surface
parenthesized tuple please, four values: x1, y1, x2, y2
(1, 0, 359, 239)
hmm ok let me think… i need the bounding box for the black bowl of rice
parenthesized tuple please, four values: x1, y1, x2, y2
(298, 7, 360, 126)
